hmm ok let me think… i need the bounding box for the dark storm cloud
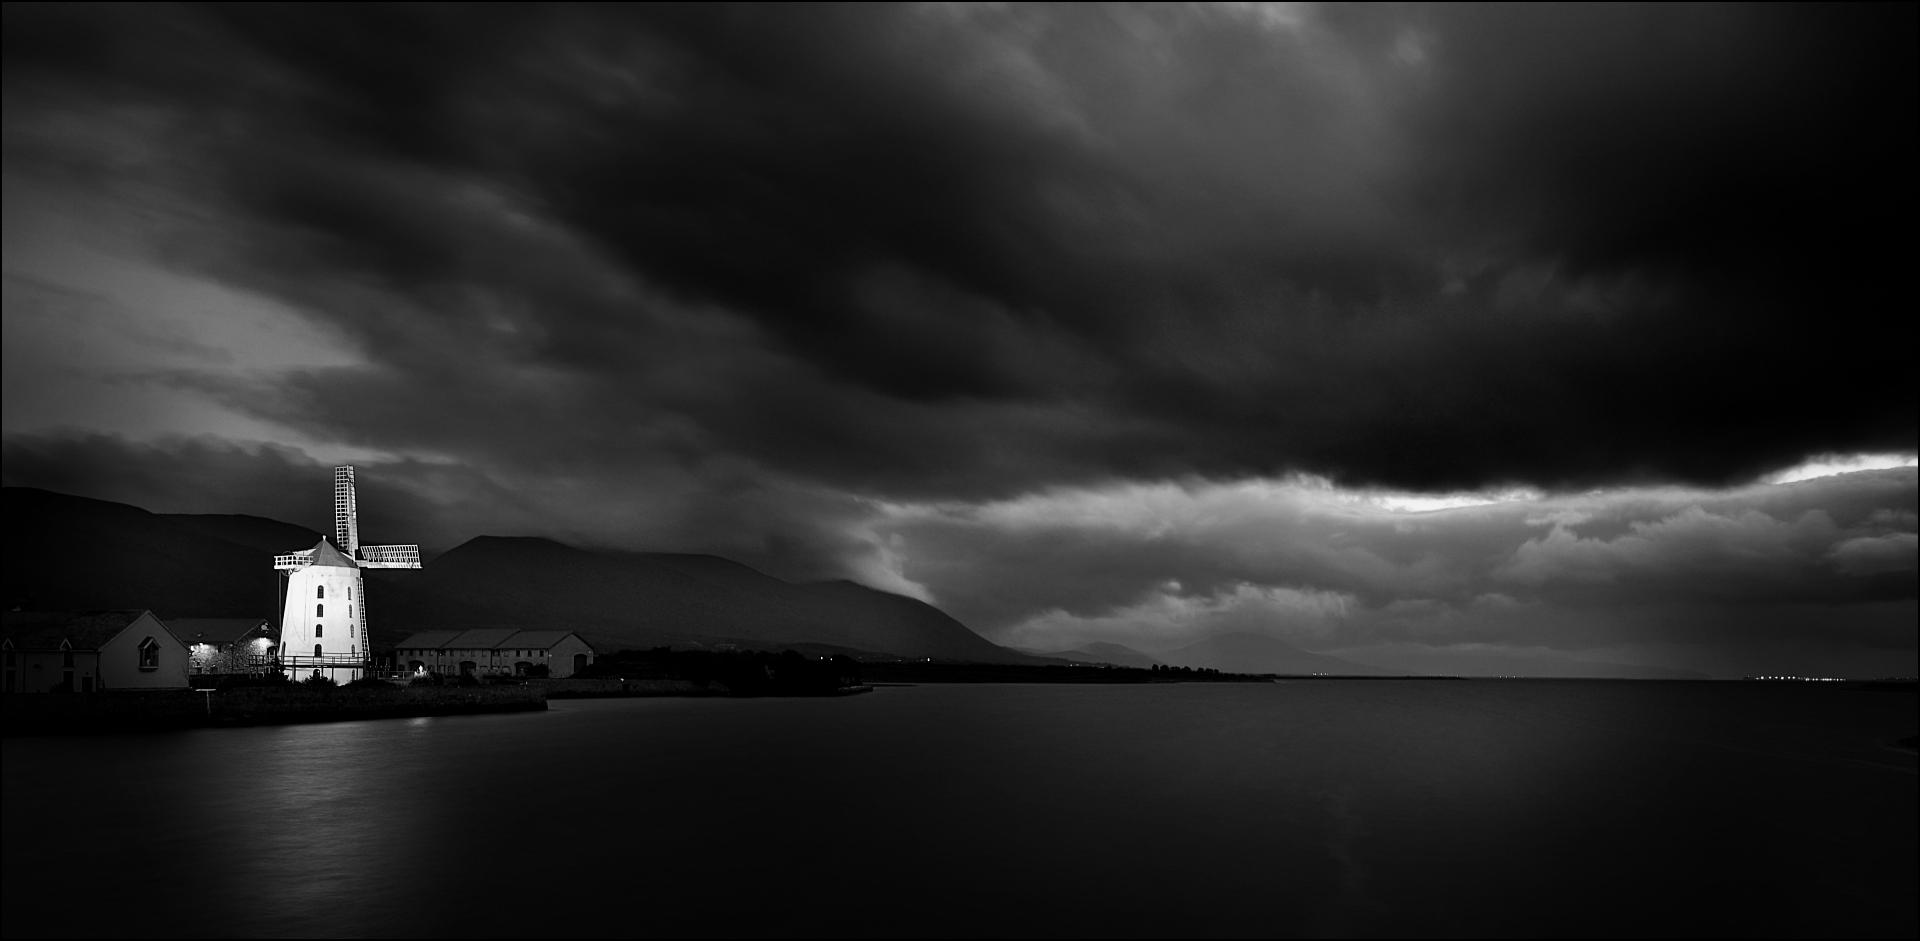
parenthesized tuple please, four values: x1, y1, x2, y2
(5, 2, 1912, 500)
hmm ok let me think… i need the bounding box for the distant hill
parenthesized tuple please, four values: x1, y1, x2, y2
(2, 487, 1029, 662)
(1158, 632, 1402, 675)
(153, 512, 329, 557)
(372, 535, 1023, 660)
(2, 488, 302, 626)
(1023, 642, 1163, 668)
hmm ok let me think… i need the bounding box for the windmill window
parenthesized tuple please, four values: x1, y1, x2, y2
(317, 586, 325, 599)
(349, 624, 355, 637)
(138, 638, 160, 670)
(314, 645, 323, 657)
(316, 625, 324, 638)
(316, 604, 325, 617)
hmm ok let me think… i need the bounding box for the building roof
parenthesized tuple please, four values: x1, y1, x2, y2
(395, 630, 462, 650)
(168, 618, 271, 646)
(2, 611, 171, 651)
(304, 538, 359, 569)
(500, 631, 595, 652)
(394, 629, 590, 652)
(441, 629, 520, 650)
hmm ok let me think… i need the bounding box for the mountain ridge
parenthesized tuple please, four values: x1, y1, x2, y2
(2, 487, 1029, 662)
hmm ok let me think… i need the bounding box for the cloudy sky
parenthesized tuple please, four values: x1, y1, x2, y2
(4, 3, 1913, 676)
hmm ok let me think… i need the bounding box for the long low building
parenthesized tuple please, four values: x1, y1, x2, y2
(395, 629, 596, 678)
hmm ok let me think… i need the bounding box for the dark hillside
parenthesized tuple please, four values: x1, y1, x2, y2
(382, 536, 1026, 661)
(154, 513, 325, 556)
(2, 488, 288, 624)
(799, 580, 1015, 662)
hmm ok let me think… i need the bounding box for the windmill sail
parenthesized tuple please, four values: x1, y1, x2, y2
(358, 544, 421, 568)
(337, 464, 422, 568)
(334, 465, 359, 554)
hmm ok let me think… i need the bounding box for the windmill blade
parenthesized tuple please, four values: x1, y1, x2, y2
(358, 544, 421, 569)
(334, 465, 359, 554)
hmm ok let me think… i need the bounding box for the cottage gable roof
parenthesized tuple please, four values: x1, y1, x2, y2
(305, 539, 359, 569)
(2, 611, 165, 651)
(168, 618, 271, 646)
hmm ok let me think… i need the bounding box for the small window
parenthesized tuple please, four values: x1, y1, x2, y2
(314, 644, 323, 657)
(347, 605, 353, 618)
(316, 603, 325, 617)
(316, 625, 324, 638)
(349, 624, 355, 637)
(317, 585, 325, 599)
(138, 637, 160, 669)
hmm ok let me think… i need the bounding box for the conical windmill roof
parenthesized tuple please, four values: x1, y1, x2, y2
(305, 538, 359, 569)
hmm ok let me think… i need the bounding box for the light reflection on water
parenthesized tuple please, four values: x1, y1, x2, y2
(4, 682, 1915, 938)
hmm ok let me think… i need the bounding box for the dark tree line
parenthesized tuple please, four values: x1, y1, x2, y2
(579, 647, 863, 696)
(1150, 664, 1222, 676)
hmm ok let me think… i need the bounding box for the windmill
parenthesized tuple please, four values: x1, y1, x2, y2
(272, 465, 421, 683)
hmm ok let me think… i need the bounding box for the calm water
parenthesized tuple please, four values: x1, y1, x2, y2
(4, 682, 1914, 938)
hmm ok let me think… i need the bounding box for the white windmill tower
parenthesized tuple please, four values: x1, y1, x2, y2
(272, 465, 421, 684)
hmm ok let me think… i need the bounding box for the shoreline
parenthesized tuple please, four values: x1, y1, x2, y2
(2, 686, 545, 737)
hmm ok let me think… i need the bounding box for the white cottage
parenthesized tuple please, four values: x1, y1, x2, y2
(1, 610, 190, 692)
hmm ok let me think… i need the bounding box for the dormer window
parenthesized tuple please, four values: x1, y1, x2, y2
(138, 637, 159, 670)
